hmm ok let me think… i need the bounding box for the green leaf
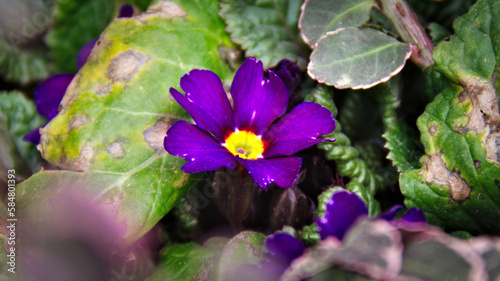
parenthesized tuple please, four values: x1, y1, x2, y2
(299, 0, 374, 46)
(432, 0, 499, 82)
(0, 1, 53, 84)
(308, 27, 412, 89)
(0, 92, 45, 179)
(219, 0, 307, 68)
(31, 0, 234, 242)
(427, 22, 451, 45)
(210, 231, 267, 281)
(147, 238, 227, 281)
(401, 0, 500, 235)
(46, 0, 116, 73)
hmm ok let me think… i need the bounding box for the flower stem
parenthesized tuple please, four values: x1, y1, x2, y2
(379, 0, 434, 69)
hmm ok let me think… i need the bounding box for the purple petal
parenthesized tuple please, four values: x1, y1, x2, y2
(266, 233, 306, 265)
(379, 204, 404, 221)
(170, 70, 234, 142)
(237, 157, 301, 189)
(34, 74, 74, 119)
(402, 208, 426, 223)
(164, 121, 238, 173)
(23, 126, 42, 145)
(76, 38, 98, 70)
(272, 59, 301, 95)
(231, 58, 288, 135)
(315, 190, 368, 240)
(118, 4, 134, 18)
(263, 102, 335, 158)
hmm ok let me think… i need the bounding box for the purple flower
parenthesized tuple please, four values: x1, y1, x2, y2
(76, 38, 98, 70)
(164, 58, 335, 189)
(271, 59, 301, 96)
(238, 233, 306, 281)
(316, 190, 426, 240)
(23, 74, 74, 144)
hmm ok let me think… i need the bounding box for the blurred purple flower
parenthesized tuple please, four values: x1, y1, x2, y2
(76, 38, 98, 70)
(238, 233, 306, 281)
(23, 74, 74, 144)
(164, 58, 335, 189)
(316, 190, 426, 240)
(271, 59, 301, 96)
(118, 3, 134, 18)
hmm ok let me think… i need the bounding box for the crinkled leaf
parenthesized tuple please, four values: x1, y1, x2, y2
(219, 0, 307, 68)
(383, 120, 422, 172)
(46, 0, 116, 73)
(401, 0, 500, 235)
(299, 0, 374, 46)
(0, 1, 53, 84)
(432, 0, 499, 82)
(308, 27, 412, 89)
(0, 92, 44, 179)
(282, 219, 403, 280)
(32, 0, 234, 242)
(147, 238, 227, 281)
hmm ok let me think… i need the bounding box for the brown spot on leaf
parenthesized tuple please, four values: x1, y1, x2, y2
(135, 1, 186, 21)
(423, 152, 471, 202)
(59, 73, 80, 109)
(69, 115, 91, 131)
(107, 50, 149, 82)
(429, 124, 438, 136)
(143, 119, 178, 151)
(485, 132, 500, 165)
(94, 84, 111, 95)
(71, 145, 94, 172)
(459, 78, 500, 165)
(106, 142, 125, 158)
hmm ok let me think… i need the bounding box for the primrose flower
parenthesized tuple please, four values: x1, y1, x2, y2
(164, 58, 335, 189)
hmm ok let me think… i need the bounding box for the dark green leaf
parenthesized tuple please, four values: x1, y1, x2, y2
(219, 0, 307, 68)
(0, 92, 44, 179)
(308, 27, 411, 89)
(299, 0, 374, 46)
(432, 0, 499, 82)
(46, 0, 116, 73)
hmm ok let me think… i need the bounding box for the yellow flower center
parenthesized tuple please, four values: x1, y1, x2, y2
(223, 129, 264, 159)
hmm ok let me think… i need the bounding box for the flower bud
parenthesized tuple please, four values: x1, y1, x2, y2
(213, 167, 255, 225)
(268, 184, 312, 232)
